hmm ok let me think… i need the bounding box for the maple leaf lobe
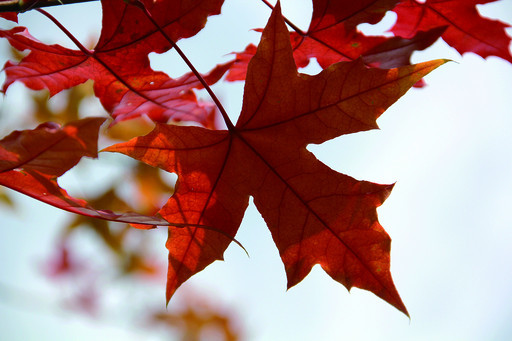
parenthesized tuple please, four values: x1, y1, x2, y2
(391, 0, 512, 63)
(0, 118, 103, 176)
(0, 117, 175, 226)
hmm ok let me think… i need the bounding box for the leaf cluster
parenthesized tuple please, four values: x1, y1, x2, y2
(0, 0, 510, 316)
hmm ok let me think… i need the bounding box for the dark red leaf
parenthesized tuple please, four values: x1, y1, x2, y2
(291, 25, 445, 69)
(0, 12, 17, 22)
(362, 27, 446, 68)
(111, 61, 234, 127)
(225, 44, 257, 82)
(106, 4, 447, 314)
(291, 0, 401, 68)
(0, 0, 228, 127)
(391, 0, 512, 63)
(226, 0, 441, 81)
(0, 117, 172, 226)
(0, 27, 91, 96)
(308, 0, 400, 30)
(97, 0, 224, 56)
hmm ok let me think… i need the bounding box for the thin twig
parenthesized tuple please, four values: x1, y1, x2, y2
(130, 0, 235, 131)
(35, 8, 181, 117)
(259, 0, 353, 61)
(24, 8, 248, 252)
(260, 0, 307, 35)
(0, 0, 98, 13)
(35, 8, 92, 55)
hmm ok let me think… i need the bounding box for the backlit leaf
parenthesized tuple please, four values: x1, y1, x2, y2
(106, 4, 447, 314)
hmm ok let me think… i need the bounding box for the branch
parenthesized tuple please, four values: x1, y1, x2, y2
(0, 0, 98, 13)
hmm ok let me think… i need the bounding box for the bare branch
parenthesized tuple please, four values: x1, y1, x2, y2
(0, 0, 98, 13)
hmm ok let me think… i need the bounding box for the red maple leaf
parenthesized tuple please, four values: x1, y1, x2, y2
(0, 12, 17, 22)
(105, 4, 447, 315)
(391, 0, 512, 63)
(0, 117, 173, 226)
(226, 0, 443, 82)
(0, 0, 227, 127)
(98, 0, 224, 56)
(290, 25, 444, 69)
(112, 61, 234, 127)
(306, 0, 400, 30)
(290, 0, 399, 68)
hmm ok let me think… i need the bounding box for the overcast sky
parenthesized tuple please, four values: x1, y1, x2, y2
(1, 0, 512, 340)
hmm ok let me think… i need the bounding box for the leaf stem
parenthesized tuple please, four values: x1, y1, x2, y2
(12, 4, 245, 253)
(35, 8, 92, 56)
(36, 9, 180, 116)
(259, 1, 354, 61)
(130, 0, 235, 131)
(260, 0, 307, 35)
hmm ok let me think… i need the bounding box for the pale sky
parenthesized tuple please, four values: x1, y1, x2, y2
(1, 0, 512, 340)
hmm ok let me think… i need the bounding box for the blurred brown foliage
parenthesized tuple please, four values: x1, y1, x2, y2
(0, 46, 245, 340)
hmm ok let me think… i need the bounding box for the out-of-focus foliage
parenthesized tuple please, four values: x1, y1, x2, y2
(0, 45, 245, 340)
